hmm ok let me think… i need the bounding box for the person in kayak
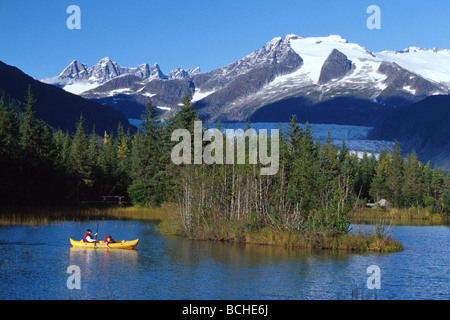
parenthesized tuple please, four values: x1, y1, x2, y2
(83, 229, 98, 243)
(103, 235, 116, 248)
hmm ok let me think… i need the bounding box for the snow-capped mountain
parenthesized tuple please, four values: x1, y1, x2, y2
(41, 34, 450, 123)
(41, 57, 200, 95)
(168, 67, 201, 80)
(0, 61, 134, 136)
(193, 34, 448, 122)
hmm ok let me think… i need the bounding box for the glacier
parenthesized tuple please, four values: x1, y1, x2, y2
(128, 120, 394, 157)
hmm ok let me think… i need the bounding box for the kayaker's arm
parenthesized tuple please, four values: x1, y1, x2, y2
(85, 235, 98, 243)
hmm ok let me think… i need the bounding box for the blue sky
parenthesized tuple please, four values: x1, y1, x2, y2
(1, 0, 449, 79)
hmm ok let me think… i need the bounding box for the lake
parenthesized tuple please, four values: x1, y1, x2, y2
(0, 220, 448, 300)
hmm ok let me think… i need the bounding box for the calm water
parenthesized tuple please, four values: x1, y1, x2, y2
(0, 220, 448, 300)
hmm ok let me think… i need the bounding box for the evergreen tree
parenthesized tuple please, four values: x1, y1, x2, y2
(61, 131, 73, 171)
(19, 86, 40, 156)
(129, 98, 169, 206)
(286, 114, 302, 156)
(0, 97, 19, 158)
(431, 166, 444, 199)
(369, 152, 390, 202)
(338, 140, 349, 165)
(71, 115, 93, 200)
(387, 142, 404, 206)
(290, 120, 317, 213)
(167, 91, 198, 134)
(97, 130, 121, 196)
(402, 152, 423, 207)
(116, 124, 132, 197)
(439, 175, 450, 215)
(116, 123, 132, 172)
(356, 151, 376, 201)
(0, 98, 20, 201)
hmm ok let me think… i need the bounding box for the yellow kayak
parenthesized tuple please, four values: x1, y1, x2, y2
(70, 238, 139, 249)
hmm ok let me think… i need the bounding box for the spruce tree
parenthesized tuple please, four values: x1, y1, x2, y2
(129, 98, 169, 206)
(431, 166, 444, 199)
(402, 152, 423, 207)
(369, 152, 390, 202)
(167, 91, 198, 134)
(0, 97, 19, 158)
(0, 98, 20, 200)
(19, 86, 39, 156)
(71, 115, 93, 200)
(387, 142, 404, 206)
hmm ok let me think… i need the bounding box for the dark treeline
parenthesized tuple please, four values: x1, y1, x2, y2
(0, 87, 135, 204)
(0, 88, 449, 235)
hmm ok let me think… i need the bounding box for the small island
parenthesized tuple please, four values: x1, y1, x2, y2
(1, 91, 449, 253)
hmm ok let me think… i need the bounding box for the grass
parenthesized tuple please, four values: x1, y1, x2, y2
(6, 203, 445, 253)
(158, 217, 404, 253)
(0, 203, 176, 226)
(349, 207, 448, 225)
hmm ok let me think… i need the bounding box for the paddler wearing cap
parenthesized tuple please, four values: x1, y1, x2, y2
(83, 229, 98, 243)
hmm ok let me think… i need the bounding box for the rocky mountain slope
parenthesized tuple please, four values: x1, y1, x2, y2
(0, 61, 134, 135)
(41, 34, 450, 124)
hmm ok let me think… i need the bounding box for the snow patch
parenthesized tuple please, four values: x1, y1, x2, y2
(106, 88, 133, 96)
(63, 81, 101, 94)
(192, 89, 216, 102)
(402, 85, 416, 95)
(376, 48, 450, 83)
(140, 92, 157, 98)
(288, 35, 379, 84)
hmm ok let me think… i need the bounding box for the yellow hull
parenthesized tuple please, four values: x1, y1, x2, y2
(70, 238, 139, 249)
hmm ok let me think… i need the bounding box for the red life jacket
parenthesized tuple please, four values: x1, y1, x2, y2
(104, 235, 114, 243)
(83, 232, 91, 242)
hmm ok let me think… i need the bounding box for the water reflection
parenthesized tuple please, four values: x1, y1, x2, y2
(158, 236, 368, 299)
(0, 220, 448, 300)
(163, 235, 355, 267)
(69, 247, 138, 265)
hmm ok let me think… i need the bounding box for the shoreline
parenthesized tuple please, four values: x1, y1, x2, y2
(0, 203, 176, 226)
(157, 218, 404, 253)
(3, 203, 449, 253)
(349, 207, 449, 225)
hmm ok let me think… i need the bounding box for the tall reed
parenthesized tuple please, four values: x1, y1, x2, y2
(0, 203, 176, 226)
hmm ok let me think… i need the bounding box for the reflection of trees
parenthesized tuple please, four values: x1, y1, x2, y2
(161, 237, 354, 299)
(68, 247, 140, 298)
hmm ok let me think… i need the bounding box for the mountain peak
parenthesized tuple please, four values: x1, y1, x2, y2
(96, 57, 115, 68)
(189, 67, 201, 75)
(326, 34, 348, 43)
(268, 36, 282, 44)
(42, 34, 450, 103)
(167, 66, 201, 79)
(318, 49, 352, 84)
(284, 34, 302, 41)
(58, 59, 88, 79)
(148, 63, 166, 79)
(99, 57, 112, 63)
